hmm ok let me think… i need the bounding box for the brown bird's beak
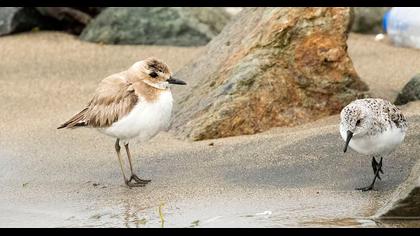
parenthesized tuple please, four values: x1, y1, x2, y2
(167, 77, 186, 85)
(343, 130, 353, 153)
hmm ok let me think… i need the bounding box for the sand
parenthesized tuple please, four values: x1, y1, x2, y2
(0, 31, 419, 227)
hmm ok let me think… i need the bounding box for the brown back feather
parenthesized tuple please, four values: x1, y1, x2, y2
(58, 72, 138, 129)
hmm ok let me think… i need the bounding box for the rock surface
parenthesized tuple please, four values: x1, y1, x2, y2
(35, 7, 105, 35)
(351, 7, 390, 34)
(0, 7, 105, 36)
(170, 7, 369, 141)
(395, 74, 420, 105)
(80, 7, 231, 46)
(0, 7, 46, 36)
(376, 158, 420, 218)
(224, 7, 243, 16)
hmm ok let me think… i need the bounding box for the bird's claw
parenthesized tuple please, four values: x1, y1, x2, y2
(356, 185, 374, 192)
(125, 180, 146, 188)
(129, 174, 151, 184)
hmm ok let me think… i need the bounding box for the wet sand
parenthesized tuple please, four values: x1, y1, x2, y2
(0, 32, 419, 227)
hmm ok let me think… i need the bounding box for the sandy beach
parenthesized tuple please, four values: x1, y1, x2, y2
(0, 31, 419, 227)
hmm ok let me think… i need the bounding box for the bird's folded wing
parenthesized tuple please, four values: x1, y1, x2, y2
(387, 103, 407, 129)
(83, 74, 139, 128)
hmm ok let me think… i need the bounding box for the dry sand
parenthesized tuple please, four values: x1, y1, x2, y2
(0, 31, 419, 227)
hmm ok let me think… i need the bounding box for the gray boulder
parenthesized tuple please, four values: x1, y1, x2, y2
(0, 7, 45, 36)
(395, 74, 420, 105)
(351, 7, 390, 34)
(80, 7, 231, 46)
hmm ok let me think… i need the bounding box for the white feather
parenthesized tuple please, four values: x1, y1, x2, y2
(98, 90, 173, 142)
(339, 125, 406, 156)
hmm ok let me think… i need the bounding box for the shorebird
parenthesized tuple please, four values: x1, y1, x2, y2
(340, 98, 408, 191)
(58, 57, 186, 187)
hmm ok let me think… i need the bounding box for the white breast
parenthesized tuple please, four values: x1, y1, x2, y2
(339, 125, 406, 156)
(99, 90, 173, 142)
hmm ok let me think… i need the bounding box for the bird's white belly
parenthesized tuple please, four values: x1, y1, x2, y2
(99, 91, 173, 141)
(340, 126, 406, 156)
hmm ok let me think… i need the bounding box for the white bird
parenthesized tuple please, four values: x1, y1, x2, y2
(58, 57, 186, 187)
(340, 98, 408, 191)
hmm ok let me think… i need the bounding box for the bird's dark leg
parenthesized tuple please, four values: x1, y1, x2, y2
(115, 139, 144, 188)
(371, 156, 384, 180)
(356, 157, 383, 191)
(125, 143, 151, 185)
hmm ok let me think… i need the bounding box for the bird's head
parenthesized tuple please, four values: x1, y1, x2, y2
(340, 101, 373, 152)
(131, 57, 186, 89)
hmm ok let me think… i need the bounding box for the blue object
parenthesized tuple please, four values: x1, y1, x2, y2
(382, 10, 391, 33)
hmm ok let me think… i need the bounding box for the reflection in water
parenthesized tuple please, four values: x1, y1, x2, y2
(69, 199, 168, 228)
(63, 198, 420, 228)
(158, 203, 165, 228)
(122, 200, 142, 228)
(118, 199, 167, 228)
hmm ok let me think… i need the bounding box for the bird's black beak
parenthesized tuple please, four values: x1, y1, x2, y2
(167, 77, 186, 85)
(343, 130, 353, 153)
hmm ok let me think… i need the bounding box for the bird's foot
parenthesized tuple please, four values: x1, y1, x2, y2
(125, 180, 146, 188)
(356, 184, 374, 192)
(129, 174, 151, 184)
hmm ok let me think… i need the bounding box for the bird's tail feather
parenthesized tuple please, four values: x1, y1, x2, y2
(57, 108, 88, 129)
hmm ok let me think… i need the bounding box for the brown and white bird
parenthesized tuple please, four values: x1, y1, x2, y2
(58, 57, 186, 187)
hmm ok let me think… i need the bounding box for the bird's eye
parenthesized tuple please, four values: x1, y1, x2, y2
(149, 71, 158, 78)
(356, 119, 361, 126)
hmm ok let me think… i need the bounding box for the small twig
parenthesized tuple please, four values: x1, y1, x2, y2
(158, 203, 165, 228)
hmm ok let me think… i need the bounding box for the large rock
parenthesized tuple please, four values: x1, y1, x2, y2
(170, 7, 369, 141)
(0, 7, 106, 37)
(80, 7, 231, 46)
(0, 7, 46, 36)
(395, 74, 420, 105)
(351, 7, 390, 34)
(35, 7, 105, 35)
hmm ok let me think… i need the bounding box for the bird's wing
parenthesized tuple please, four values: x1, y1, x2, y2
(84, 73, 139, 128)
(58, 73, 139, 129)
(384, 101, 407, 129)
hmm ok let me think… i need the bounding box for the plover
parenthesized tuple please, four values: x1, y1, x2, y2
(340, 98, 408, 191)
(58, 57, 186, 187)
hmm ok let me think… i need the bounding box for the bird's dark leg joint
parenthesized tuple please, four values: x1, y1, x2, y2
(372, 157, 378, 174)
(371, 156, 384, 180)
(115, 139, 121, 152)
(379, 157, 383, 174)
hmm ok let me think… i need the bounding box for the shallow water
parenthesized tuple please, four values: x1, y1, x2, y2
(6, 190, 410, 228)
(1, 183, 420, 228)
(58, 205, 420, 228)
